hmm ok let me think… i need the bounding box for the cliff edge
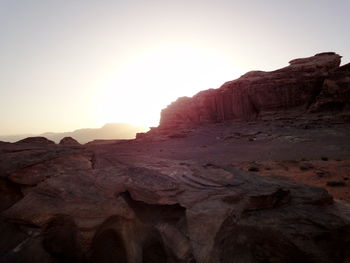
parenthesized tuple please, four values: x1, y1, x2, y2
(159, 52, 349, 130)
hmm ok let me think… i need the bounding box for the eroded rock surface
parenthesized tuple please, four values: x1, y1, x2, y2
(309, 62, 350, 112)
(0, 139, 350, 263)
(59, 137, 81, 146)
(16, 137, 55, 145)
(159, 52, 345, 130)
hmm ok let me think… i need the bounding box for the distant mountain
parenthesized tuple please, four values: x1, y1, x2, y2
(0, 123, 149, 144)
(0, 134, 34, 143)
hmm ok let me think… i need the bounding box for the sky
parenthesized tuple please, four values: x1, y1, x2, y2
(0, 0, 349, 135)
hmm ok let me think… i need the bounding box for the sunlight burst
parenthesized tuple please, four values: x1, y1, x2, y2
(94, 46, 240, 127)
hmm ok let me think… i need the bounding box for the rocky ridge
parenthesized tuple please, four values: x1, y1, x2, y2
(158, 52, 349, 130)
(0, 52, 350, 263)
(59, 137, 81, 146)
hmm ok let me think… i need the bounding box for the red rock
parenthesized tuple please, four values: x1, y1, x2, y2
(0, 179, 22, 212)
(309, 62, 350, 112)
(159, 52, 342, 129)
(16, 137, 55, 145)
(0, 141, 350, 262)
(59, 137, 81, 146)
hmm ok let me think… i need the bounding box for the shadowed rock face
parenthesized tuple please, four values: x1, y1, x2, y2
(0, 141, 350, 263)
(42, 215, 83, 263)
(309, 62, 350, 112)
(59, 137, 81, 146)
(159, 52, 344, 129)
(0, 179, 23, 212)
(16, 137, 55, 145)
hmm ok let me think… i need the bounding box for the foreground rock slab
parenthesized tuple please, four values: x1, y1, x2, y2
(0, 142, 350, 263)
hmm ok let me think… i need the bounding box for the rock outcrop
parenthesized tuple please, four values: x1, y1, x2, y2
(59, 137, 81, 146)
(309, 62, 350, 112)
(0, 140, 350, 263)
(16, 136, 55, 145)
(159, 52, 346, 129)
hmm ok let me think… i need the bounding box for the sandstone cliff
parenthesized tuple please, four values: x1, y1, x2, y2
(159, 52, 348, 129)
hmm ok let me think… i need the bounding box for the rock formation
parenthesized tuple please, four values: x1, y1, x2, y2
(159, 52, 348, 129)
(1, 52, 350, 263)
(0, 141, 350, 263)
(16, 136, 55, 145)
(59, 137, 81, 146)
(309, 62, 350, 112)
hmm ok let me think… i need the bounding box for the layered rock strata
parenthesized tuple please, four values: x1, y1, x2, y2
(0, 141, 350, 263)
(159, 52, 348, 129)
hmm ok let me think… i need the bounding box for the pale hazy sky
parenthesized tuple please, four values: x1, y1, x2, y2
(0, 0, 349, 135)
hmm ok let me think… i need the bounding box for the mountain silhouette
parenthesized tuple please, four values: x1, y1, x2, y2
(0, 123, 149, 144)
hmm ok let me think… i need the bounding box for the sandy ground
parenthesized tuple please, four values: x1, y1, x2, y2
(233, 159, 350, 202)
(89, 117, 350, 202)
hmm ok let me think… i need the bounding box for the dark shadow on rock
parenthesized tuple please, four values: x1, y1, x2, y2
(0, 220, 28, 259)
(215, 223, 310, 263)
(42, 214, 83, 263)
(89, 228, 128, 263)
(120, 191, 186, 224)
(0, 221, 55, 263)
(142, 232, 167, 263)
(0, 178, 23, 212)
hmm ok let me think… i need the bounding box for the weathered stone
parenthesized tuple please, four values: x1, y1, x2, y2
(0, 178, 23, 212)
(310, 63, 350, 112)
(0, 141, 349, 262)
(16, 137, 55, 145)
(159, 52, 342, 129)
(59, 137, 81, 146)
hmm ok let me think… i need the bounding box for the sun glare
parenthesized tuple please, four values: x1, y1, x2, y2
(94, 46, 240, 128)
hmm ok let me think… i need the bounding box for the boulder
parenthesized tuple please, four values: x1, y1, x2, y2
(59, 137, 81, 146)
